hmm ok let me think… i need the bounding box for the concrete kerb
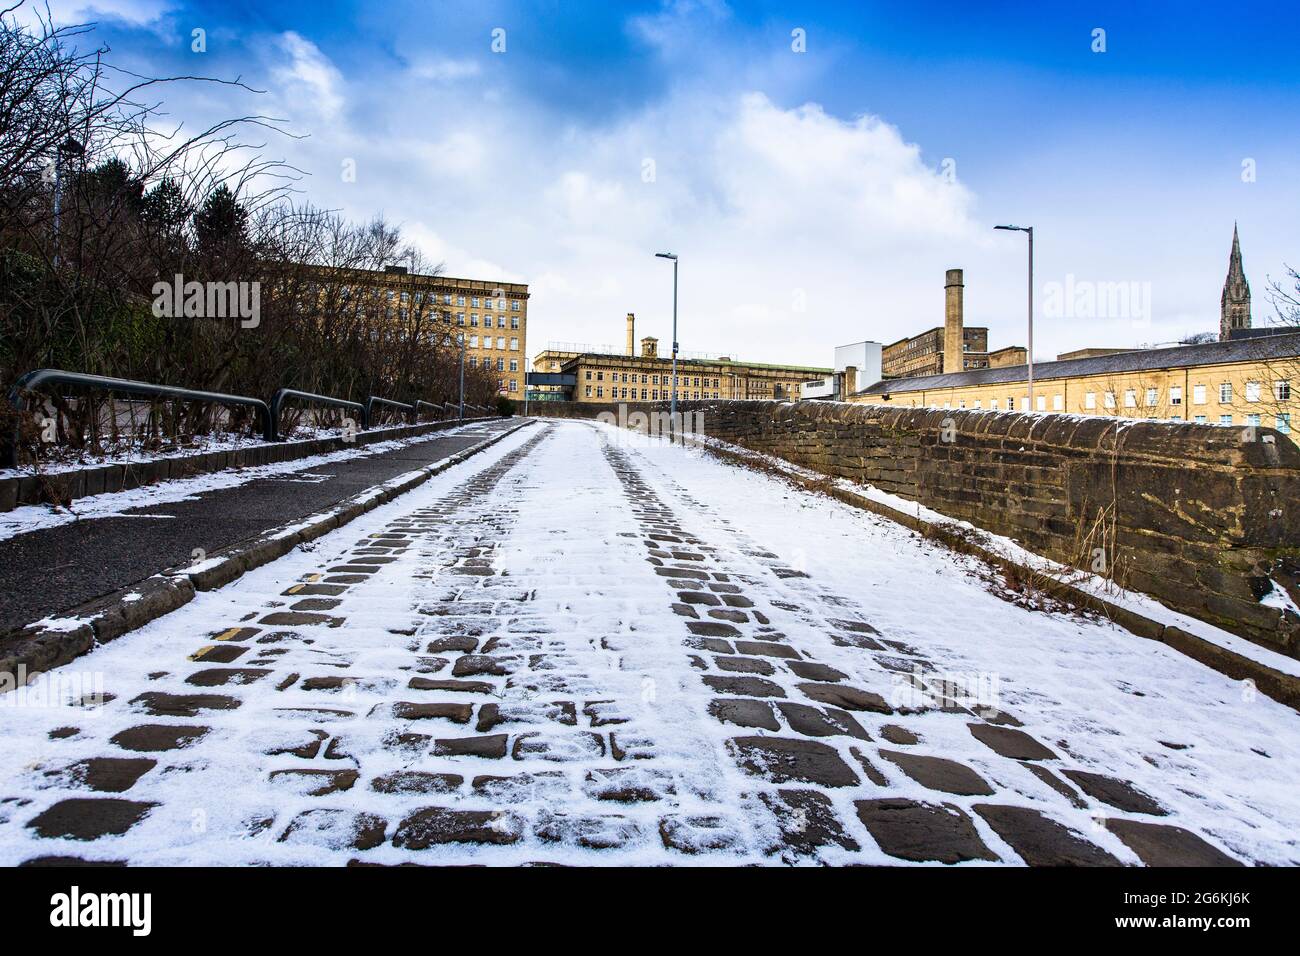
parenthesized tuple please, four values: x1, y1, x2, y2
(0, 419, 534, 688)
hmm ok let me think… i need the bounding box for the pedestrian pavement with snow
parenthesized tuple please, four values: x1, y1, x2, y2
(1, 419, 1297, 866)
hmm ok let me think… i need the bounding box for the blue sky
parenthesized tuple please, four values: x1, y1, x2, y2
(40, 0, 1300, 365)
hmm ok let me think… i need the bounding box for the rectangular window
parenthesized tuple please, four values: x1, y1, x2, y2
(1053, 394, 1063, 411)
(1220, 414, 1233, 424)
(973, 400, 982, 410)
(1105, 392, 1116, 408)
(512, 301, 520, 310)
(1246, 381, 1261, 402)
(596, 387, 603, 398)
(990, 399, 999, 410)
(1036, 395, 1046, 411)
(1193, 385, 1207, 405)
(1194, 415, 1206, 423)
(1246, 413, 1261, 426)
(585, 385, 591, 397)
(1145, 388, 1158, 406)
(509, 359, 519, 372)
(508, 380, 517, 392)
(1084, 392, 1096, 409)
(511, 316, 520, 329)
(1169, 386, 1182, 406)
(1219, 383, 1232, 403)
(1275, 380, 1291, 401)
(1124, 389, 1136, 408)
(510, 337, 519, 350)
(1278, 414, 1292, 435)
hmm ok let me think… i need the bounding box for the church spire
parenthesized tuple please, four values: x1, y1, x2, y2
(1220, 223, 1251, 341)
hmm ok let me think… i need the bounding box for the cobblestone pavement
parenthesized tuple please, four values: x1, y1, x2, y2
(0, 420, 1269, 865)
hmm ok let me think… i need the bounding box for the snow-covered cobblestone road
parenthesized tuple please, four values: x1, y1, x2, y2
(2, 419, 1297, 866)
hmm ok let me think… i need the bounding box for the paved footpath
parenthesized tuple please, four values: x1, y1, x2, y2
(1, 419, 1296, 865)
(0, 419, 515, 632)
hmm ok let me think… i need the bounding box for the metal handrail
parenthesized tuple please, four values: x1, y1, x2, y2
(413, 400, 440, 422)
(4, 369, 272, 468)
(364, 396, 413, 429)
(270, 389, 364, 442)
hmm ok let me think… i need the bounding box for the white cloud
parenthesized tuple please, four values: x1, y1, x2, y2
(259, 55, 987, 365)
(411, 57, 482, 83)
(273, 32, 344, 122)
(30, 0, 174, 28)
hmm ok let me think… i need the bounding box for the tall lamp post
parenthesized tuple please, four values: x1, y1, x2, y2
(52, 136, 85, 268)
(995, 224, 1034, 410)
(655, 252, 679, 423)
(444, 331, 466, 421)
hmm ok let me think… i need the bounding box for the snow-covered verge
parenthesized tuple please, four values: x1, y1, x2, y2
(682, 431, 1300, 681)
(0, 421, 497, 545)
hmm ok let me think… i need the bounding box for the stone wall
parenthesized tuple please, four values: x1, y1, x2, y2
(529, 400, 1300, 657)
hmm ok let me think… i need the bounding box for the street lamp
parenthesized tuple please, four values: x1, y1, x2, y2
(52, 136, 85, 268)
(443, 331, 466, 421)
(995, 224, 1034, 410)
(655, 252, 679, 424)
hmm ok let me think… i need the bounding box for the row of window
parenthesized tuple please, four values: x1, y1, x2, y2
(337, 289, 522, 311)
(464, 335, 521, 350)
(585, 386, 722, 400)
(939, 396, 1292, 434)
(584, 371, 723, 388)
(497, 379, 518, 393)
(456, 314, 521, 329)
(471, 357, 519, 372)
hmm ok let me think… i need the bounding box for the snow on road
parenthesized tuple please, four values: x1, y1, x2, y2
(0, 418, 1296, 866)
(0, 421, 498, 543)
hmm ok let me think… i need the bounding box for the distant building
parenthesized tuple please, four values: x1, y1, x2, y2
(1221, 224, 1252, 341)
(801, 341, 883, 400)
(530, 312, 828, 403)
(880, 269, 1023, 377)
(1055, 347, 1135, 362)
(988, 346, 1029, 368)
(305, 264, 529, 396)
(851, 333, 1297, 436)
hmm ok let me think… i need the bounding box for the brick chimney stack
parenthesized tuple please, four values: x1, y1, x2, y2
(944, 269, 964, 374)
(626, 313, 636, 357)
(842, 365, 858, 401)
